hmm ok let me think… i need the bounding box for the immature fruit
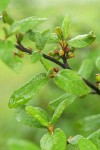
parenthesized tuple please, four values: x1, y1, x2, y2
(96, 74, 100, 82)
(59, 50, 64, 56)
(68, 52, 74, 58)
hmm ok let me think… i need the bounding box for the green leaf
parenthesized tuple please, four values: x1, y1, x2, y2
(50, 100, 69, 124)
(31, 51, 42, 63)
(35, 30, 50, 50)
(54, 69, 91, 97)
(2, 11, 14, 25)
(68, 31, 96, 48)
(96, 57, 100, 70)
(25, 106, 49, 127)
(78, 138, 98, 150)
(40, 57, 52, 71)
(49, 93, 76, 110)
(8, 139, 40, 150)
(61, 15, 70, 39)
(87, 129, 100, 149)
(67, 135, 84, 146)
(47, 33, 59, 44)
(0, 40, 22, 72)
(26, 30, 59, 44)
(26, 30, 38, 42)
(40, 128, 66, 150)
(26, 29, 50, 50)
(9, 73, 49, 108)
(14, 105, 44, 128)
(78, 59, 93, 79)
(67, 145, 80, 150)
(0, 0, 10, 11)
(10, 17, 47, 33)
(78, 114, 100, 132)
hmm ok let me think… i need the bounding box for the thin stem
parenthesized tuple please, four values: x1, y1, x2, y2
(15, 43, 100, 95)
(15, 44, 66, 68)
(42, 53, 66, 69)
(83, 78, 100, 95)
(62, 54, 70, 69)
(15, 44, 32, 54)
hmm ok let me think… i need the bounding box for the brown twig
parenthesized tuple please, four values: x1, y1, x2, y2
(15, 42, 100, 95)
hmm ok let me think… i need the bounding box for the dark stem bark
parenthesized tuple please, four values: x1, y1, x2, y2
(15, 44, 66, 69)
(15, 43, 100, 95)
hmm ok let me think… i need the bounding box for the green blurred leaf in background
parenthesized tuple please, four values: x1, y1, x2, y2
(0, 40, 22, 72)
(0, 0, 11, 11)
(8, 139, 40, 150)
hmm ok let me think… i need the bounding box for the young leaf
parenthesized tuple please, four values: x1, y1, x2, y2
(15, 105, 44, 128)
(35, 30, 50, 50)
(25, 106, 49, 127)
(31, 51, 42, 63)
(26, 30, 39, 42)
(67, 135, 84, 146)
(78, 59, 93, 79)
(0, 40, 22, 72)
(67, 31, 96, 48)
(50, 100, 68, 124)
(0, 0, 10, 11)
(78, 138, 98, 150)
(55, 26, 63, 40)
(8, 139, 40, 150)
(96, 57, 100, 70)
(49, 93, 76, 110)
(2, 11, 14, 25)
(77, 114, 100, 132)
(54, 69, 91, 97)
(87, 129, 100, 149)
(61, 15, 70, 39)
(9, 73, 49, 108)
(10, 17, 47, 33)
(40, 128, 66, 150)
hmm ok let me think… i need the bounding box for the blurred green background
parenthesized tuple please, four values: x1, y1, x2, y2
(0, 0, 100, 149)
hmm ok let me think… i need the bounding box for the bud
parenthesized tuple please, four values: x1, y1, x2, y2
(16, 33, 23, 42)
(96, 74, 100, 82)
(59, 50, 64, 56)
(68, 52, 74, 58)
(53, 67, 59, 73)
(50, 73, 55, 78)
(55, 26, 63, 40)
